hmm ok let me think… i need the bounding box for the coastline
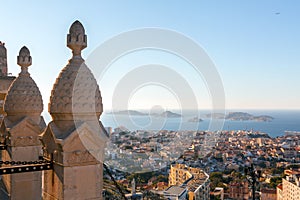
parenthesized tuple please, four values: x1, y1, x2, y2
(101, 109, 300, 138)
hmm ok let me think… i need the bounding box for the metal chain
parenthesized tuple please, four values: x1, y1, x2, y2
(0, 159, 51, 166)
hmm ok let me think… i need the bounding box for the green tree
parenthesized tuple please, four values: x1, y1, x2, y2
(269, 176, 282, 188)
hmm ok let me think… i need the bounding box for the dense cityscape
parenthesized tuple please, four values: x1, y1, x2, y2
(103, 127, 300, 200)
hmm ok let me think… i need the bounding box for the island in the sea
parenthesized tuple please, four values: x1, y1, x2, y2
(188, 117, 203, 123)
(107, 110, 182, 118)
(159, 111, 182, 118)
(204, 112, 273, 122)
(204, 113, 225, 119)
(226, 112, 274, 122)
(107, 110, 272, 121)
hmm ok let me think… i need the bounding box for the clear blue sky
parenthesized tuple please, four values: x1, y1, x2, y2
(1, 0, 300, 114)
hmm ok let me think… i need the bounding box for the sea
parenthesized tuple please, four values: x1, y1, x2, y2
(100, 110, 300, 138)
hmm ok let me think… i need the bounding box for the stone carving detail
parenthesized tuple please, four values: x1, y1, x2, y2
(0, 46, 44, 200)
(4, 46, 43, 117)
(0, 41, 6, 57)
(67, 20, 87, 53)
(0, 41, 8, 76)
(49, 20, 102, 121)
(10, 136, 40, 147)
(63, 150, 99, 166)
(49, 62, 102, 120)
(41, 21, 106, 200)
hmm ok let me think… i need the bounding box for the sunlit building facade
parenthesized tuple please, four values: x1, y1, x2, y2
(168, 164, 210, 200)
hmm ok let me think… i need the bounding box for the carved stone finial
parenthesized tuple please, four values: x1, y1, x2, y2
(67, 20, 87, 57)
(0, 41, 6, 57)
(42, 21, 106, 200)
(17, 46, 32, 74)
(0, 41, 7, 76)
(49, 21, 102, 121)
(4, 46, 43, 122)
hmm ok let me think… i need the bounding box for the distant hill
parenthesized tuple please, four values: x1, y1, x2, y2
(226, 112, 253, 120)
(204, 113, 225, 119)
(108, 110, 147, 116)
(159, 111, 182, 118)
(204, 112, 273, 122)
(251, 115, 274, 122)
(107, 110, 182, 118)
(225, 112, 274, 122)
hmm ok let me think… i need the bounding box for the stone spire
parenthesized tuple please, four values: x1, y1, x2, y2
(0, 41, 5, 56)
(132, 178, 136, 195)
(42, 21, 107, 200)
(0, 46, 45, 200)
(4, 46, 43, 123)
(49, 20, 102, 121)
(0, 41, 8, 76)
